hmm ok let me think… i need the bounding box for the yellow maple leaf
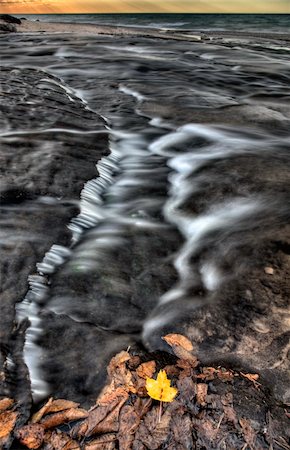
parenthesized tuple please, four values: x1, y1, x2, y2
(146, 370, 178, 402)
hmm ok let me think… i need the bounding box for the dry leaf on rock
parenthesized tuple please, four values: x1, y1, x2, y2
(45, 399, 80, 414)
(192, 416, 219, 444)
(40, 408, 88, 429)
(82, 396, 127, 437)
(136, 361, 156, 380)
(163, 334, 193, 351)
(239, 418, 257, 449)
(223, 405, 238, 425)
(176, 377, 196, 405)
(133, 398, 152, 419)
(97, 386, 129, 406)
(163, 364, 180, 377)
(117, 404, 140, 449)
(32, 398, 54, 423)
(0, 398, 14, 413)
(169, 411, 194, 449)
(107, 351, 135, 392)
(240, 372, 260, 386)
(127, 355, 141, 370)
(84, 434, 117, 450)
(0, 410, 18, 441)
(163, 334, 198, 367)
(146, 370, 178, 402)
(176, 359, 193, 374)
(32, 398, 80, 424)
(107, 351, 130, 379)
(43, 430, 80, 450)
(15, 424, 45, 449)
(196, 383, 208, 406)
(216, 368, 234, 382)
(133, 408, 171, 450)
(195, 367, 216, 381)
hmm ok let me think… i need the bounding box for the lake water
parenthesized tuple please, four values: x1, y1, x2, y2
(17, 13, 290, 33)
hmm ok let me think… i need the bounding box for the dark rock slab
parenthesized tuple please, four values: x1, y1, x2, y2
(0, 14, 21, 24)
(0, 22, 17, 33)
(0, 67, 108, 407)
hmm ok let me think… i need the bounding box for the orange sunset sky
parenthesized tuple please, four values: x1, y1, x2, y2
(0, 0, 289, 14)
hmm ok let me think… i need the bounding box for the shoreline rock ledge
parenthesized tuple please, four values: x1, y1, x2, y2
(0, 14, 21, 33)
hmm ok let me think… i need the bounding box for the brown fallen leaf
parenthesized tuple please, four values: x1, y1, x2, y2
(80, 395, 128, 438)
(176, 376, 197, 409)
(84, 434, 117, 450)
(117, 404, 140, 449)
(133, 398, 152, 419)
(163, 334, 198, 366)
(87, 403, 125, 436)
(33, 399, 80, 423)
(40, 408, 88, 429)
(0, 398, 14, 413)
(169, 411, 194, 449)
(106, 351, 135, 392)
(176, 359, 192, 370)
(97, 386, 129, 406)
(216, 368, 234, 382)
(240, 372, 260, 386)
(133, 407, 171, 450)
(162, 334, 193, 351)
(239, 418, 257, 449)
(15, 424, 45, 449)
(135, 385, 148, 398)
(195, 367, 216, 381)
(136, 361, 156, 380)
(43, 430, 80, 449)
(163, 364, 180, 377)
(192, 416, 219, 444)
(107, 351, 130, 380)
(0, 410, 18, 440)
(222, 405, 238, 425)
(127, 355, 141, 370)
(196, 383, 208, 406)
(32, 398, 54, 423)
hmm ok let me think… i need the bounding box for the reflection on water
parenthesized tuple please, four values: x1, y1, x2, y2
(1, 29, 290, 401)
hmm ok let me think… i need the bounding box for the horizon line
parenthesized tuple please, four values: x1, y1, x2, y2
(12, 11, 290, 14)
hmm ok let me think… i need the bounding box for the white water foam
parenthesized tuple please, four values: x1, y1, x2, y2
(142, 123, 275, 338)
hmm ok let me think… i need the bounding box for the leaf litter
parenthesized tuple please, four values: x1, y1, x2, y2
(1, 333, 289, 449)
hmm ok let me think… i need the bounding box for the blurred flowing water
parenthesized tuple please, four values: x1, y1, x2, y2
(0, 27, 290, 402)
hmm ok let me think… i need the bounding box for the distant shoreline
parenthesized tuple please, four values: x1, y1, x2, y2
(14, 18, 290, 43)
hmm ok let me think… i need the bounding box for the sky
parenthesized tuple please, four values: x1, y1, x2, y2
(0, 0, 289, 14)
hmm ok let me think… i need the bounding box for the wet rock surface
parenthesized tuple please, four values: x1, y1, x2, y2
(0, 14, 21, 24)
(0, 22, 17, 33)
(0, 27, 289, 433)
(0, 66, 107, 406)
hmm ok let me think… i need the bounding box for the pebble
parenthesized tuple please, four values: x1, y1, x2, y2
(264, 266, 274, 275)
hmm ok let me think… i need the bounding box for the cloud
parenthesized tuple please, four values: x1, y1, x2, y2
(1, 0, 289, 14)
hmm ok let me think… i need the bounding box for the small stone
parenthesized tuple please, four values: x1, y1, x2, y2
(264, 267, 274, 275)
